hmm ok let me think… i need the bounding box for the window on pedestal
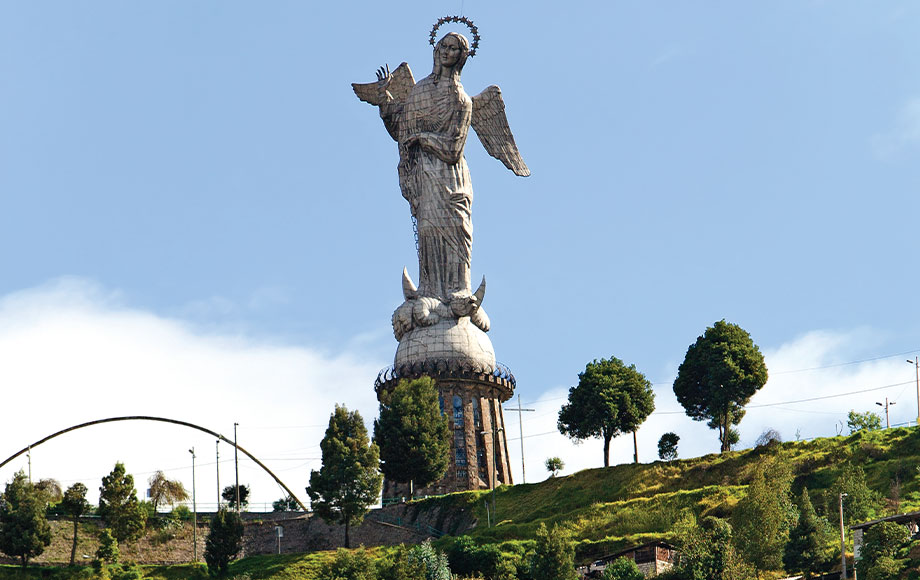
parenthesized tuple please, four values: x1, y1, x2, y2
(452, 395, 464, 428)
(453, 407, 467, 466)
(472, 397, 482, 429)
(457, 469, 467, 480)
(438, 395, 445, 415)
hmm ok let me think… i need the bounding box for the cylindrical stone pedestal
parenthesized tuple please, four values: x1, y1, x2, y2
(375, 365, 515, 499)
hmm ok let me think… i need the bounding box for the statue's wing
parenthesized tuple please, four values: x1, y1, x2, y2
(471, 85, 530, 177)
(385, 63, 415, 102)
(351, 62, 415, 106)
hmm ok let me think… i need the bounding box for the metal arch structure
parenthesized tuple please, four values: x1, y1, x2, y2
(0, 415, 308, 512)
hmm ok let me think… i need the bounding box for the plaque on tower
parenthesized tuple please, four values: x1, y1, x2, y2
(355, 17, 528, 497)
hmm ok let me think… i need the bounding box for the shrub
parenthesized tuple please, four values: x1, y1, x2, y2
(866, 556, 902, 580)
(602, 557, 644, 580)
(204, 508, 244, 575)
(658, 433, 680, 461)
(376, 545, 427, 580)
(317, 548, 376, 580)
(858, 521, 910, 579)
(96, 529, 119, 563)
(531, 523, 577, 580)
(848, 410, 882, 433)
(173, 505, 192, 521)
(545, 457, 565, 477)
(754, 429, 782, 448)
(444, 536, 518, 580)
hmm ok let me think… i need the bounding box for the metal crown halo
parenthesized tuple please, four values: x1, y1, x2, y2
(429, 16, 480, 57)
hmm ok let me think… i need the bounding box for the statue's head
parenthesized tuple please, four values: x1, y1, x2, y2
(433, 32, 470, 74)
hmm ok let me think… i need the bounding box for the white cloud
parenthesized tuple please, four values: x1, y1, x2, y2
(871, 98, 920, 160)
(0, 278, 386, 510)
(2, 280, 914, 508)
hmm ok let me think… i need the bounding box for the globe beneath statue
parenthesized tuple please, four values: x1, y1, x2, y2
(394, 317, 496, 375)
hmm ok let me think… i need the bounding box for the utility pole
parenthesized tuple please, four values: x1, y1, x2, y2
(909, 357, 920, 426)
(876, 397, 896, 429)
(503, 395, 534, 483)
(215, 439, 220, 510)
(189, 447, 197, 563)
(840, 493, 848, 579)
(234, 422, 240, 515)
(26, 446, 31, 483)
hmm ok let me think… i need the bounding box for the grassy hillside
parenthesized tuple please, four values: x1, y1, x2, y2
(4, 427, 919, 577)
(416, 426, 920, 560)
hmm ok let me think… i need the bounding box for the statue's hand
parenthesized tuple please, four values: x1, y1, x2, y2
(376, 64, 391, 84)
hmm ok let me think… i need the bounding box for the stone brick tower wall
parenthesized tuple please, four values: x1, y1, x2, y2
(375, 366, 515, 499)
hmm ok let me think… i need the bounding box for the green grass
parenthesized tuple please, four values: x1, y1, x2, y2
(7, 427, 920, 579)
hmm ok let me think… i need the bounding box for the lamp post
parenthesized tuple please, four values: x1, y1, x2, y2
(480, 426, 504, 526)
(876, 398, 896, 429)
(215, 439, 220, 509)
(908, 357, 920, 426)
(189, 447, 197, 563)
(839, 492, 848, 579)
(233, 422, 240, 515)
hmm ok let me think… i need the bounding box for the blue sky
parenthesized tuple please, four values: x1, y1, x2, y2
(2, 2, 920, 507)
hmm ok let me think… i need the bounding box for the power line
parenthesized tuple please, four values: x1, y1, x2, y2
(770, 348, 920, 375)
(745, 380, 913, 408)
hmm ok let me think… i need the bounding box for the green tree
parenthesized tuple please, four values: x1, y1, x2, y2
(783, 488, 834, 579)
(731, 456, 797, 575)
(673, 320, 768, 453)
(602, 557, 644, 580)
(307, 405, 383, 548)
(147, 471, 189, 513)
(443, 536, 518, 580)
(531, 522, 577, 580)
(98, 462, 147, 543)
(673, 513, 753, 580)
(856, 521, 910, 579)
(847, 410, 882, 433)
(272, 495, 301, 512)
(221, 484, 250, 510)
(545, 457, 565, 477)
(95, 529, 119, 563)
(827, 464, 881, 523)
(0, 471, 52, 567)
(558, 357, 655, 467)
(204, 508, 243, 575)
(61, 482, 90, 566)
(34, 478, 63, 505)
(658, 432, 680, 462)
(374, 377, 450, 496)
(865, 557, 902, 580)
(407, 540, 452, 580)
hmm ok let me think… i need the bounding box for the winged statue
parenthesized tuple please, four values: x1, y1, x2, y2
(353, 30, 529, 342)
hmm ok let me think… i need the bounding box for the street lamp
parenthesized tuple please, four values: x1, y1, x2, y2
(875, 398, 896, 429)
(480, 427, 504, 526)
(189, 447, 197, 563)
(215, 439, 220, 509)
(839, 493, 848, 579)
(234, 422, 240, 515)
(908, 357, 920, 426)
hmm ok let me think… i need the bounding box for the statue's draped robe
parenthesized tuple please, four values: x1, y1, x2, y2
(381, 74, 474, 302)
